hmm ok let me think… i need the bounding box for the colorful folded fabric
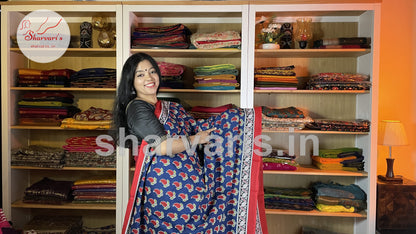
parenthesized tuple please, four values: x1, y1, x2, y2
(60, 118, 111, 130)
(23, 177, 73, 204)
(264, 187, 315, 211)
(306, 119, 371, 132)
(191, 31, 241, 49)
(307, 72, 371, 90)
(17, 68, 75, 87)
(315, 203, 355, 213)
(11, 145, 65, 168)
(72, 107, 112, 121)
(132, 24, 191, 49)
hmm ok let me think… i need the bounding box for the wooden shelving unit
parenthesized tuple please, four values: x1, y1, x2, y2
(263, 165, 368, 177)
(265, 209, 367, 218)
(1, 1, 380, 233)
(12, 200, 116, 210)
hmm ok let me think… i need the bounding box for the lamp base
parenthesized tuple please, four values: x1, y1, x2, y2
(378, 174, 403, 184)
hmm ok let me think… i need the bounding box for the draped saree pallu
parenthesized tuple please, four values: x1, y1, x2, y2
(123, 101, 268, 234)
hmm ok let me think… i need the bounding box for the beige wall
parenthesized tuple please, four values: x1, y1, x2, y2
(378, 0, 416, 180)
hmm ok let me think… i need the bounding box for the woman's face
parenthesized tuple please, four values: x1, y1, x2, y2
(133, 59, 160, 98)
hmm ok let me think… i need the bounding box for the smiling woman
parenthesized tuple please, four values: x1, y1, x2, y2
(112, 53, 268, 234)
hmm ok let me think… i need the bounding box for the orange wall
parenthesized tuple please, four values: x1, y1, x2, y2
(378, 0, 416, 180)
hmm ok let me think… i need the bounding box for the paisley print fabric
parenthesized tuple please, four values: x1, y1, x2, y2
(123, 101, 267, 234)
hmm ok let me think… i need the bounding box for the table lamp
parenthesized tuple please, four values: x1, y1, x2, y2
(378, 120, 408, 183)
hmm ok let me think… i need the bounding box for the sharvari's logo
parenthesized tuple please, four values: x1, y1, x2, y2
(17, 9, 70, 63)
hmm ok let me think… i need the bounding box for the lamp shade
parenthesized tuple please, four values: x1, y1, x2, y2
(379, 120, 408, 146)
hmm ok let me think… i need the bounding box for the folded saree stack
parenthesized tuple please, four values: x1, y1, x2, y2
(261, 106, 313, 130)
(11, 145, 65, 168)
(18, 91, 80, 126)
(307, 72, 371, 90)
(254, 65, 298, 90)
(60, 106, 112, 130)
(264, 187, 315, 211)
(17, 68, 75, 87)
(23, 177, 73, 204)
(158, 61, 186, 89)
(132, 23, 191, 49)
(312, 182, 367, 213)
(190, 30, 241, 49)
(23, 215, 82, 233)
(312, 147, 365, 171)
(72, 178, 116, 204)
(63, 136, 116, 168)
(262, 149, 299, 171)
(70, 68, 116, 88)
(306, 119, 370, 132)
(189, 103, 234, 119)
(193, 64, 240, 90)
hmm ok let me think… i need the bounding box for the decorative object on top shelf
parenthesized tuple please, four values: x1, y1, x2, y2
(256, 16, 283, 50)
(97, 30, 115, 48)
(91, 15, 115, 48)
(80, 21, 92, 48)
(294, 18, 312, 49)
(92, 16, 110, 31)
(378, 120, 408, 183)
(279, 23, 293, 49)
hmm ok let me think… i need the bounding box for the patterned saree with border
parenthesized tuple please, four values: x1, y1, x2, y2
(123, 100, 267, 234)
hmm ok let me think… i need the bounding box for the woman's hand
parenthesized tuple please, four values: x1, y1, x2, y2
(190, 128, 216, 145)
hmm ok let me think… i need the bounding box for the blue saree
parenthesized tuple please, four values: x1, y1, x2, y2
(123, 100, 267, 234)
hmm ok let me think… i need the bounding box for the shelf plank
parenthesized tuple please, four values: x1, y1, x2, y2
(265, 209, 366, 218)
(254, 90, 369, 94)
(130, 48, 242, 58)
(159, 88, 240, 93)
(261, 129, 369, 135)
(263, 165, 367, 177)
(10, 48, 116, 57)
(12, 200, 116, 210)
(11, 87, 116, 92)
(10, 125, 110, 130)
(255, 48, 371, 58)
(11, 166, 116, 171)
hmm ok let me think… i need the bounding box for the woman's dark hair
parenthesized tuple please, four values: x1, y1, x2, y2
(112, 53, 161, 146)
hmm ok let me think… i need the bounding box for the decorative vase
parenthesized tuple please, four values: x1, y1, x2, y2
(261, 43, 280, 50)
(295, 18, 312, 49)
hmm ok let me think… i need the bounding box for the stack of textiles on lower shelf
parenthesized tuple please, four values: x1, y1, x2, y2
(188, 104, 234, 119)
(313, 37, 371, 49)
(11, 145, 65, 168)
(254, 65, 298, 90)
(312, 147, 365, 171)
(17, 68, 75, 87)
(306, 119, 370, 132)
(23, 177, 73, 205)
(190, 30, 241, 49)
(264, 187, 315, 211)
(72, 178, 116, 204)
(60, 106, 112, 130)
(23, 215, 82, 233)
(262, 149, 299, 171)
(261, 106, 313, 130)
(193, 64, 240, 90)
(306, 72, 371, 90)
(312, 182, 367, 213)
(63, 136, 116, 168)
(70, 68, 116, 88)
(301, 226, 346, 234)
(158, 61, 186, 89)
(132, 23, 191, 49)
(83, 224, 116, 233)
(18, 91, 80, 126)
